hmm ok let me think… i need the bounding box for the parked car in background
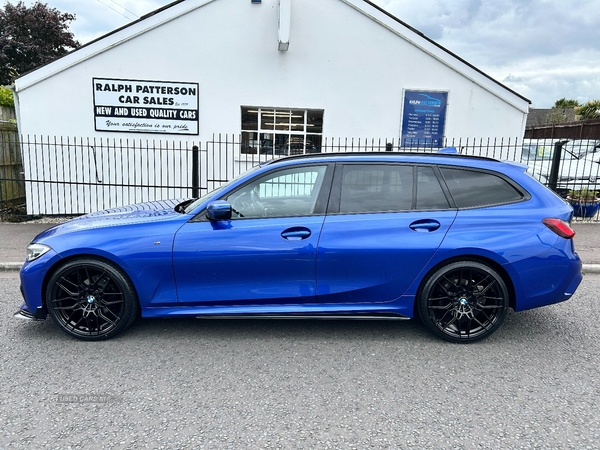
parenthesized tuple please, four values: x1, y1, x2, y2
(582, 140, 600, 163)
(521, 139, 600, 194)
(16, 151, 582, 343)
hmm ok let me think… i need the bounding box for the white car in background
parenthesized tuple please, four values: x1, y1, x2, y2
(521, 139, 600, 194)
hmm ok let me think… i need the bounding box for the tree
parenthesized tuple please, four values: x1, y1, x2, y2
(0, 1, 80, 86)
(0, 85, 13, 107)
(553, 98, 580, 109)
(545, 109, 571, 124)
(575, 100, 600, 121)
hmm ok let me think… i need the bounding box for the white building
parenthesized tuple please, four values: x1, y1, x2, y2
(11, 0, 531, 214)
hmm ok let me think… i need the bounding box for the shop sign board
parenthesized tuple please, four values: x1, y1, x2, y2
(93, 78, 199, 135)
(401, 90, 448, 147)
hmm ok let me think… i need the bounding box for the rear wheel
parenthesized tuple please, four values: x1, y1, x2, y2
(418, 261, 509, 343)
(45, 258, 138, 341)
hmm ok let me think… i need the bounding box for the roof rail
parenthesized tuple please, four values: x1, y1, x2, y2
(267, 151, 498, 164)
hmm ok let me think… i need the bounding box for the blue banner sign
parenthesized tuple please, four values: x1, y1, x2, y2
(401, 91, 447, 147)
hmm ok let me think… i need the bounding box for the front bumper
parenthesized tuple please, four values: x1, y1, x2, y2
(18, 248, 62, 322)
(14, 306, 46, 321)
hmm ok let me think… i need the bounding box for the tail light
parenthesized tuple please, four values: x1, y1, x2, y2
(542, 218, 575, 239)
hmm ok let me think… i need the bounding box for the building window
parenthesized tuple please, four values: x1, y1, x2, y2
(241, 106, 324, 156)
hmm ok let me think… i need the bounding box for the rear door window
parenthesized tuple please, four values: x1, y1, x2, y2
(338, 164, 413, 213)
(335, 163, 453, 213)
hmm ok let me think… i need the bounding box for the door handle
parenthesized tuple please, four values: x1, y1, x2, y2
(281, 227, 312, 240)
(409, 219, 441, 232)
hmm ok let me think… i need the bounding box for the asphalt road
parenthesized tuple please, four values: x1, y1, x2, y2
(1, 271, 599, 449)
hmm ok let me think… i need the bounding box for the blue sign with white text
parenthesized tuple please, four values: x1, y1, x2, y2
(401, 91, 447, 147)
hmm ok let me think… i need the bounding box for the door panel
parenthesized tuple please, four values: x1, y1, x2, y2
(316, 211, 457, 303)
(316, 163, 457, 303)
(173, 216, 324, 304)
(173, 164, 332, 305)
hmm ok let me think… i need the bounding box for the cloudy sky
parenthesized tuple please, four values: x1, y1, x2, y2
(5, 0, 600, 108)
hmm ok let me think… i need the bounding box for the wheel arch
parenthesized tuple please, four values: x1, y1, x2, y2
(414, 255, 517, 313)
(40, 253, 141, 316)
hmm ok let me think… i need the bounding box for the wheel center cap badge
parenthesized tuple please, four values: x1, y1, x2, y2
(87, 296, 96, 304)
(459, 298, 468, 305)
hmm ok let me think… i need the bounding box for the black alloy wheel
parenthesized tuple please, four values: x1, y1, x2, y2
(418, 261, 509, 343)
(45, 259, 138, 340)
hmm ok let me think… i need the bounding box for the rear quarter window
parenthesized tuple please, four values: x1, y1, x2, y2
(440, 167, 525, 208)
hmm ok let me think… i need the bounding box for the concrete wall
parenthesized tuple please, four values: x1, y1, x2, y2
(14, 0, 528, 143)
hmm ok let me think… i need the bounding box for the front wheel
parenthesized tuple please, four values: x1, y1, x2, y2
(45, 259, 138, 341)
(418, 261, 509, 343)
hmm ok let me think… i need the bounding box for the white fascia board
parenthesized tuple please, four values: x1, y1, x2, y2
(341, 0, 530, 114)
(14, 0, 216, 93)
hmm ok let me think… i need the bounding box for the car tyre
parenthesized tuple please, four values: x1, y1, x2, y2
(45, 258, 138, 341)
(418, 261, 509, 343)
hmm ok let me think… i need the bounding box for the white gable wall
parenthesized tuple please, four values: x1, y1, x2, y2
(14, 0, 528, 143)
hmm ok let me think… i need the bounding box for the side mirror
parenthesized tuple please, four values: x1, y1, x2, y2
(206, 200, 232, 221)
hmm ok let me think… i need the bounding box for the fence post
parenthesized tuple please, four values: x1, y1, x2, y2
(548, 140, 568, 194)
(192, 144, 199, 198)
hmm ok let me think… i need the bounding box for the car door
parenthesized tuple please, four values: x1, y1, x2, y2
(316, 163, 457, 304)
(173, 164, 333, 305)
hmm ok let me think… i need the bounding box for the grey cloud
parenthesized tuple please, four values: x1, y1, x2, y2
(373, 0, 600, 106)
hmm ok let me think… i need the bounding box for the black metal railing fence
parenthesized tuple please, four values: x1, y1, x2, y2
(1, 133, 599, 221)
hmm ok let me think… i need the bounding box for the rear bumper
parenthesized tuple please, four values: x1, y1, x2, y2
(509, 249, 582, 312)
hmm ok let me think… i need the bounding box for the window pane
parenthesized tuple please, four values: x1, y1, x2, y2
(260, 133, 274, 156)
(261, 170, 320, 198)
(275, 133, 289, 156)
(307, 109, 323, 133)
(261, 109, 275, 130)
(226, 166, 327, 218)
(440, 168, 524, 208)
(241, 131, 258, 154)
(307, 134, 322, 154)
(241, 107, 258, 131)
(291, 109, 305, 132)
(416, 166, 449, 209)
(288, 135, 305, 155)
(339, 165, 413, 213)
(275, 110, 291, 131)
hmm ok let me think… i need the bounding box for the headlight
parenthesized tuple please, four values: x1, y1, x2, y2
(26, 244, 51, 262)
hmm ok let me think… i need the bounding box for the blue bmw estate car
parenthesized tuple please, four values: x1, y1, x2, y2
(16, 152, 582, 343)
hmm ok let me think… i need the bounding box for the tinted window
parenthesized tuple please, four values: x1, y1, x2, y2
(226, 165, 327, 218)
(339, 165, 413, 213)
(440, 167, 523, 208)
(416, 166, 450, 209)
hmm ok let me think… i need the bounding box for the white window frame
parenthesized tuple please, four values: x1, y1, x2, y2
(241, 106, 323, 157)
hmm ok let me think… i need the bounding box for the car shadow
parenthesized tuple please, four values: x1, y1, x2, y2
(125, 316, 432, 343)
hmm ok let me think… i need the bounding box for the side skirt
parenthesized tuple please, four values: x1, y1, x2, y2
(141, 301, 415, 319)
(194, 314, 410, 320)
